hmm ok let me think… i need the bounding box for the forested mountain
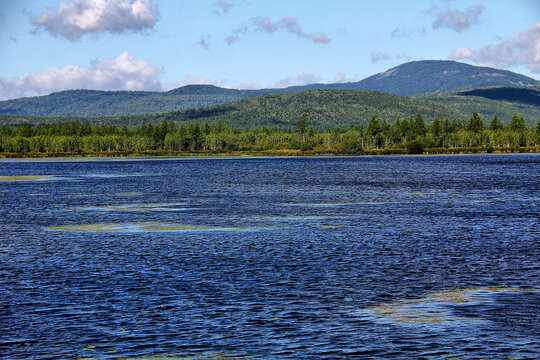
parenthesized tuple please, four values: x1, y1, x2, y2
(158, 90, 469, 129)
(0, 86, 263, 117)
(0, 60, 537, 117)
(338, 60, 538, 96)
(414, 87, 540, 126)
(456, 87, 540, 106)
(2, 87, 538, 130)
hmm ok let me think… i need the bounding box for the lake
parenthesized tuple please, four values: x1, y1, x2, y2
(1, 155, 539, 359)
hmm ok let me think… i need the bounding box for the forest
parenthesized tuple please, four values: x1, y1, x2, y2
(0, 112, 538, 157)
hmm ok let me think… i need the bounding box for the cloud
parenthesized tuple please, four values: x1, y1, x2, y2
(237, 80, 261, 89)
(427, 3, 484, 32)
(391, 27, 426, 38)
(371, 52, 391, 63)
(29, 0, 158, 40)
(227, 16, 331, 45)
(275, 73, 321, 88)
(224, 26, 248, 45)
(371, 52, 411, 64)
(331, 73, 360, 83)
(0, 52, 162, 100)
(196, 35, 211, 49)
(213, 0, 236, 15)
(449, 22, 540, 73)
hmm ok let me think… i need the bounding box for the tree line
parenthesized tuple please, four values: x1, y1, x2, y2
(0, 113, 538, 155)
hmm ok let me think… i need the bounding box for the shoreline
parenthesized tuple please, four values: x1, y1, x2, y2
(0, 146, 538, 161)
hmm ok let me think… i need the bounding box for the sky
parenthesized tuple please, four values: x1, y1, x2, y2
(0, 0, 539, 100)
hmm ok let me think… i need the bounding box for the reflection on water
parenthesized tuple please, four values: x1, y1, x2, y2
(1, 155, 539, 359)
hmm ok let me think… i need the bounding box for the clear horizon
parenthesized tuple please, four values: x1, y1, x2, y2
(1, 0, 539, 100)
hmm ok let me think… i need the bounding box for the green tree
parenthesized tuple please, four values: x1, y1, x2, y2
(508, 114, 526, 132)
(489, 115, 504, 131)
(365, 115, 381, 137)
(466, 112, 484, 133)
(297, 114, 308, 142)
(413, 113, 427, 137)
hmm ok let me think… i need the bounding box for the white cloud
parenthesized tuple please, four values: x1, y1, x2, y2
(227, 16, 331, 45)
(237, 80, 261, 89)
(296, 73, 321, 84)
(0, 52, 162, 100)
(274, 73, 321, 88)
(371, 52, 411, 64)
(213, 0, 236, 15)
(331, 73, 360, 83)
(30, 0, 158, 40)
(427, 3, 484, 32)
(391, 27, 426, 38)
(371, 52, 391, 63)
(449, 22, 540, 73)
(196, 35, 211, 49)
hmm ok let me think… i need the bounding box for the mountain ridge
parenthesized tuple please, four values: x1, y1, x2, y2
(0, 60, 537, 118)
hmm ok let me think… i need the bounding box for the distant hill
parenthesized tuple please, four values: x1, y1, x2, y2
(2, 88, 538, 129)
(337, 60, 538, 96)
(456, 87, 540, 106)
(0, 86, 269, 117)
(415, 86, 540, 126)
(0, 60, 537, 118)
(114, 90, 471, 129)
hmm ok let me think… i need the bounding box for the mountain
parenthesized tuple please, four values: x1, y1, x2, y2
(336, 60, 538, 96)
(0, 60, 537, 118)
(161, 90, 471, 129)
(0, 86, 261, 117)
(2, 87, 538, 129)
(415, 86, 540, 126)
(0, 90, 467, 129)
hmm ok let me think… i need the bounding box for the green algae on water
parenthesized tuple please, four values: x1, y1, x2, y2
(362, 287, 537, 325)
(76, 353, 253, 360)
(0, 175, 63, 181)
(77, 203, 193, 212)
(47, 222, 271, 233)
(282, 201, 395, 207)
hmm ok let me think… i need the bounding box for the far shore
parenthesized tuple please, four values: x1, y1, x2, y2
(0, 146, 538, 161)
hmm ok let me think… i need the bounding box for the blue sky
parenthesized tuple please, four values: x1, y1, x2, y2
(0, 0, 539, 100)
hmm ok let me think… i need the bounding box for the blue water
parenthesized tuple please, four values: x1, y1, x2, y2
(1, 155, 539, 359)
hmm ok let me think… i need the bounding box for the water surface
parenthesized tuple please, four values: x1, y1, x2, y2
(1, 155, 539, 359)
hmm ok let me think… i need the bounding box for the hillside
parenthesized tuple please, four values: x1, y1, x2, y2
(2, 88, 538, 129)
(336, 60, 538, 96)
(137, 90, 470, 129)
(0, 90, 468, 129)
(0, 86, 270, 117)
(0, 60, 537, 117)
(415, 87, 540, 126)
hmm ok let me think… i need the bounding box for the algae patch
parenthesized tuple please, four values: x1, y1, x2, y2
(47, 222, 270, 233)
(0, 175, 63, 182)
(361, 287, 536, 325)
(77, 353, 251, 360)
(77, 203, 194, 212)
(282, 201, 394, 207)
